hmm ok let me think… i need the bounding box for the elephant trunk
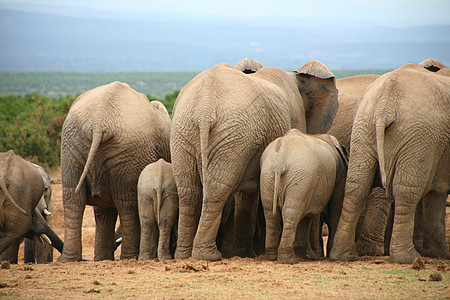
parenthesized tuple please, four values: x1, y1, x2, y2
(31, 207, 64, 254)
(75, 127, 103, 194)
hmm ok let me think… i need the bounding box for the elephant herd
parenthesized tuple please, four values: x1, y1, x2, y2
(0, 58, 448, 265)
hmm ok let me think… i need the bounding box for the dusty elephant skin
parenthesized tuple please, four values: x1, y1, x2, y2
(171, 60, 339, 261)
(0, 151, 63, 261)
(59, 81, 171, 262)
(260, 129, 348, 263)
(0, 163, 54, 264)
(138, 158, 178, 261)
(330, 62, 450, 264)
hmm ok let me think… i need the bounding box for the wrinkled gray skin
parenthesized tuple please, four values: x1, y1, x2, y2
(171, 60, 339, 261)
(138, 159, 178, 261)
(0, 163, 54, 263)
(0, 151, 63, 262)
(330, 62, 450, 264)
(59, 81, 171, 262)
(260, 130, 347, 263)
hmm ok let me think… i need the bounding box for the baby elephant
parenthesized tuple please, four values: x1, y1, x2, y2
(138, 159, 178, 260)
(260, 129, 348, 263)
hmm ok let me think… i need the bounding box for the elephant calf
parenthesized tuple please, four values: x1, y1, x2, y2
(138, 159, 178, 261)
(260, 129, 347, 264)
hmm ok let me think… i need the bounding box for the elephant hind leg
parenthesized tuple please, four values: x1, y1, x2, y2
(389, 184, 422, 264)
(94, 206, 118, 261)
(421, 190, 447, 258)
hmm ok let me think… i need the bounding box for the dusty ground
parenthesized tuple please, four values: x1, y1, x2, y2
(1, 170, 449, 299)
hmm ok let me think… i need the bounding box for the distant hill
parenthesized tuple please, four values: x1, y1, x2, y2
(0, 7, 449, 72)
(0, 70, 390, 98)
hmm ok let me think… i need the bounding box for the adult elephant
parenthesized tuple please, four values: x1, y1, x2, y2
(330, 62, 450, 264)
(59, 81, 171, 262)
(171, 60, 339, 261)
(0, 163, 54, 263)
(0, 150, 63, 261)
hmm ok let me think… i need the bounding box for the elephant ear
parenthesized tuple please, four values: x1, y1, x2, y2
(294, 60, 339, 134)
(419, 58, 448, 72)
(235, 58, 263, 74)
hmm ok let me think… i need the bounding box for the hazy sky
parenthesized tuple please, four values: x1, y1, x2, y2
(2, 0, 450, 26)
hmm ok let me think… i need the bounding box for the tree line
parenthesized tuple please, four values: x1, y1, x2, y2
(0, 91, 179, 169)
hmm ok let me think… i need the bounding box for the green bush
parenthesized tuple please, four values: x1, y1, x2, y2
(0, 94, 75, 168)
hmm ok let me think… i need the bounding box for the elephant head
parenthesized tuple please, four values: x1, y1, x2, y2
(294, 60, 339, 134)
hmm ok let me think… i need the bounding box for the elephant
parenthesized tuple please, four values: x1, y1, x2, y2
(330, 62, 450, 264)
(0, 163, 54, 263)
(138, 158, 178, 261)
(235, 58, 263, 74)
(260, 129, 348, 263)
(59, 81, 171, 262)
(170, 60, 339, 261)
(0, 150, 63, 262)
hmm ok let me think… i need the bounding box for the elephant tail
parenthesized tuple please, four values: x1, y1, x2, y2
(156, 184, 163, 225)
(199, 121, 210, 206)
(75, 127, 103, 194)
(273, 170, 282, 215)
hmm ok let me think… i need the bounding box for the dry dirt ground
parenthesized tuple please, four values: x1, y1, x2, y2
(1, 170, 449, 299)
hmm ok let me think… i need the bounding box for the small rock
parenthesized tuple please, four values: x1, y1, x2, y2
(412, 257, 425, 270)
(1, 261, 10, 269)
(429, 273, 443, 282)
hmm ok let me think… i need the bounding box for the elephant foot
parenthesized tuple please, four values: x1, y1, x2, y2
(356, 239, 384, 256)
(192, 246, 222, 261)
(57, 253, 82, 262)
(234, 246, 257, 258)
(174, 246, 192, 259)
(265, 248, 277, 261)
(278, 247, 297, 264)
(120, 252, 138, 260)
(329, 242, 358, 261)
(390, 247, 420, 264)
(158, 252, 173, 261)
(138, 253, 155, 261)
(419, 246, 448, 259)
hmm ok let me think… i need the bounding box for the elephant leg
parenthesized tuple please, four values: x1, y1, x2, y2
(35, 236, 54, 263)
(329, 150, 377, 261)
(217, 196, 234, 258)
(94, 206, 118, 261)
(389, 185, 422, 264)
(232, 190, 259, 258)
(191, 180, 232, 261)
(174, 185, 202, 259)
(413, 199, 423, 254)
(158, 201, 178, 260)
(117, 202, 140, 260)
(279, 207, 306, 264)
(262, 200, 281, 261)
(356, 187, 393, 256)
(138, 202, 158, 261)
(0, 238, 22, 264)
(58, 186, 86, 262)
(384, 202, 395, 255)
(421, 191, 447, 258)
(24, 238, 36, 263)
(309, 215, 323, 258)
(294, 217, 312, 259)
